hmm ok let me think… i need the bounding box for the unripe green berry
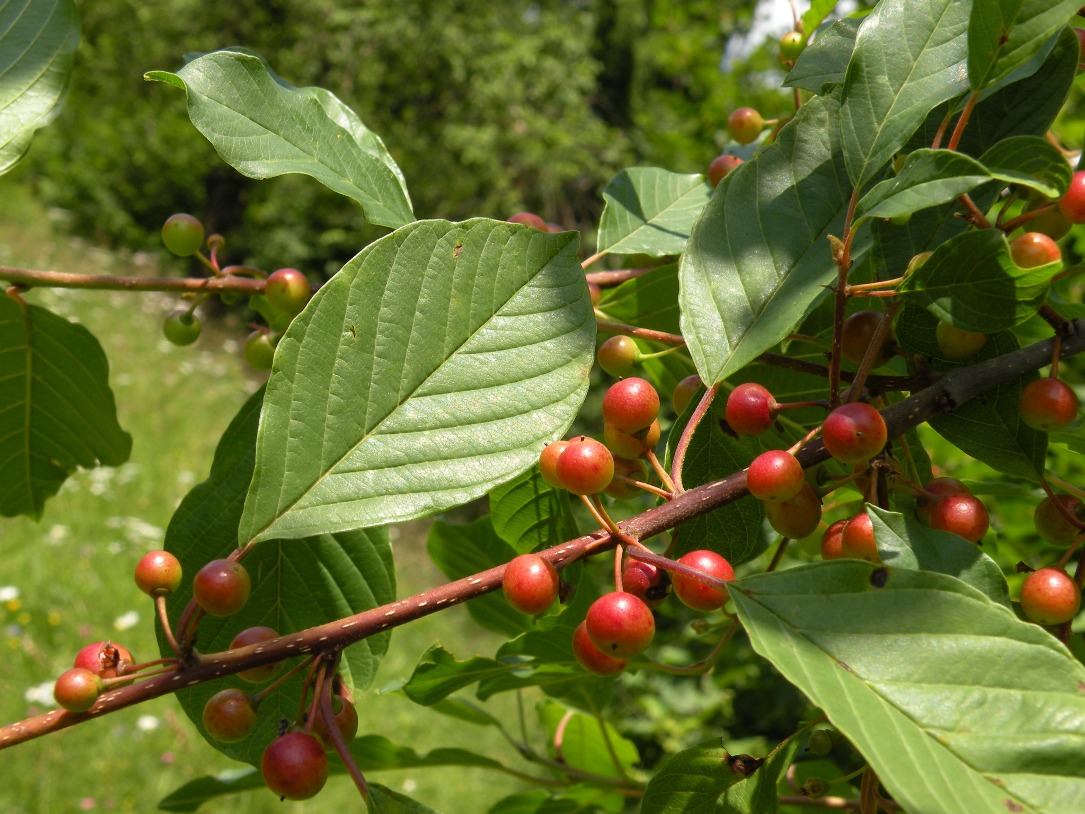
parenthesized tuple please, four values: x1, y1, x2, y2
(161, 213, 205, 256)
(162, 309, 201, 346)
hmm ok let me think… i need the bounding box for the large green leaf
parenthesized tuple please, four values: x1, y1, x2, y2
(784, 17, 859, 93)
(855, 139, 1069, 221)
(427, 517, 530, 637)
(596, 168, 710, 257)
(681, 91, 863, 385)
(867, 506, 1010, 606)
(967, 1, 1081, 92)
(238, 219, 594, 543)
(146, 49, 413, 229)
(163, 389, 395, 766)
(595, 263, 680, 336)
(0, 297, 131, 518)
(0, 0, 78, 174)
(897, 228, 1060, 332)
(489, 466, 578, 555)
(840, 0, 971, 187)
(732, 561, 1085, 814)
(538, 700, 640, 781)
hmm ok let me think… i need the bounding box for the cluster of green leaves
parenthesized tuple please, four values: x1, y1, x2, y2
(3, 1, 1085, 813)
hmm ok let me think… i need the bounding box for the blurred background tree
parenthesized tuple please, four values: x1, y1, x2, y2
(13, 0, 807, 276)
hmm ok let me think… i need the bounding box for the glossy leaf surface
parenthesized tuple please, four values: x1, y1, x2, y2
(596, 168, 710, 257)
(967, 0, 1081, 92)
(239, 220, 594, 543)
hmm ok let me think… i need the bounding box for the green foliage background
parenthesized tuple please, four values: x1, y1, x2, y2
(14, 0, 801, 276)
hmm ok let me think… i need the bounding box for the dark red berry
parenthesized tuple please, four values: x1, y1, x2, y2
(821, 402, 887, 464)
(1019, 567, 1081, 625)
(764, 483, 823, 539)
(556, 437, 614, 495)
(1057, 170, 1085, 223)
(261, 732, 329, 800)
(927, 494, 989, 543)
(572, 620, 627, 675)
(708, 154, 743, 187)
(841, 512, 880, 562)
(54, 668, 103, 712)
(672, 375, 702, 416)
(726, 382, 777, 436)
(508, 212, 548, 231)
(841, 310, 891, 368)
(74, 641, 135, 685)
(1009, 231, 1061, 268)
(821, 519, 848, 560)
(539, 440, 572, 488)
(602, 378, 660, 434)
(622, 559, 669, 608)
(192, 558, 251, 617)
(230, 626, 282, 683)
(264, 268, 311, 316)
(728, 107, 764, 144)
(203, 688, 258, 743)
(1019, 377, 1079, 431)
(747, 449, 805, 502)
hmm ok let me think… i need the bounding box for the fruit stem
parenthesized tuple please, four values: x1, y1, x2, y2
(828, 189, 862, 407)
(766, 537, 791, 573)
(645, 449, 676, 494)
(637, 345, 684, 362)
(859, 765, 878, 814)
(845, 277, 903, 294)
(999, 203, 1052, 234)
(945, 91, 979, 152)
(584, 267, 653, 286)
(843, 301, 901, 403)
(595, 319, 685, 346)
(153, 595, 182, 656)
(0, 266, 271, 295)
(318, 661, 370, 800)
(642, 617, 740, 676)
(251, 655, 315, 706)
(581, 251, 605, 269)
(582, 494, 621, 536)
(614, 474, 672, 500)
(670, 382, 719, 493)
(958, 193, 992, 229)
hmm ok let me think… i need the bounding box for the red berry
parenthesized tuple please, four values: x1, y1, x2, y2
(261, 732, 329, 800)
(264, 268, 311, 316)
(927, 494, 989, 543)
(597, 335, 640, 377)
(192, 558, 252, 617)
(728, 107, 764, 144)
(1019, 567, 1081, 625)
(312, 694, 359, 747)
(1057, 170, 1085, 223)
(726, 382, 778, 436)
(821, 519, 848, 560)
(841, 512, 880, 562)
(203, 688, 258, 743)
(508, 212, 548, 231)
(1009, 231, 1061, 268)
(585, 592, 655, 658)
(502, 554, 560, 615)
(840, 310, 891, 368)
(539, 440, 572, 488)
(603, 420, 660, 459)
(74, 641, 136, 684)
(1034, 494, 1085, 547)
(622, 559, 669, 608)
(133, 550, 182, 597)
(764, 483, 823, 539)
(821, 402, 887, 464)
(54, 668, 103, 712)
(916, 477, 971, 524)
(556, 437, 614, 495)
(672, 375, 702, 416)
(935, 321, 986, 360)
(161, 213, 205, 256)
(571, 621, 627, 675)
(671, 550, 735, 611)
(708, 154, 743, 187)
(1019, 377, 1079, 431)
(230, 626, 282, 683)
(747, 450, 805, 502)
(602, 377, 660, 433)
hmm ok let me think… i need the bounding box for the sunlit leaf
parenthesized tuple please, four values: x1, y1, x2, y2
(239, 220, 594, 543)
(596, 168, 710, 257)
(967, 0, 1081, 93)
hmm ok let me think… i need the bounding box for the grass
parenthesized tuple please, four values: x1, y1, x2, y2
(0, 194, 534, 813)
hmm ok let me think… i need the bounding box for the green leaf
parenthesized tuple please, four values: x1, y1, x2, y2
(157, 737, 497, 811)
(784, 17, 859, 93)
(0, 298, 131, 519)
(897, 228, 1060, 332)
(840, 0, 971, 186)
(681, 91, 865, 385)
(163, 389, 395, 765)
(801, 0, 844, 38)
(427, 517, 529, 637)
(538, 700, 640, 780)
(487, 791, 584, 814)
(978, 135, 1073, 199)
(239, 219, 594, 543)
(967, 0, 1081, 92)
(596, 168, 710, 257)
(639, 743, 741, 812)
(855, 149, 991, 221)
(732, 561, 1085, 814)
(367, 783, 444, 814)
(596, 263, 680, 336)
(717, 732, 805, 814)
(0, 0, 78, 175)
(489, 466, 578, 555)
(867, 506, 1010, 606)
(402, 644, 514, 706)
(146, 49, 413, 229)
